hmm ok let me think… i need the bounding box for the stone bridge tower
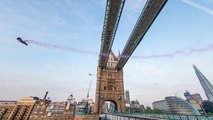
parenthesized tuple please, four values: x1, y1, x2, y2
(94, 51, 125, 114)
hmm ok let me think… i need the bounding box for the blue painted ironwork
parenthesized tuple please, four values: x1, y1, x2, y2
(104, 113, 213, 120)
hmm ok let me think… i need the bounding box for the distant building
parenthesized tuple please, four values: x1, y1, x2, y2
(46, 102, 67, 117)
(0, 101, 17, 119)
(129, 100, 144, 113)
(5, 96, 39, 120)
(0, 101, 17, 105)
(75, 101, 88, 115)
(65, 94, 76, 116)
(30, 91, 51, 119)
(165, 96, 200, 115)
(125, 90, 130, 107)
(152, 100, 170, 113)
(192, 94, 203, 103)
(193, 65, 213, 101)
(81, 98, 94, 114)
(202, 100, 213, 113)
(1, 93, 99, 120)
(184, 91, 203, 103)
(153, 96, 201, 115)
(184, 91, 204, 114)
(30, 94, 75, 120)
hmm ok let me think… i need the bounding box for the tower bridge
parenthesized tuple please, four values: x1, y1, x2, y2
(95, 0, 168, 114)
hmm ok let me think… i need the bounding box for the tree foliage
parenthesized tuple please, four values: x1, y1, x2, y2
(144, 106, 162, 114)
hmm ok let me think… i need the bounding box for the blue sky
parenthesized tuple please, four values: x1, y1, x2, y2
(0, 0, 213, 107)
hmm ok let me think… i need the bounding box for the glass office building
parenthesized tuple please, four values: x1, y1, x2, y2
(165, 96, 200, 115)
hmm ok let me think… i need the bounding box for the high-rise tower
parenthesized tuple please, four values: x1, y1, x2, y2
(125, 90, 130, 109)
(193, 65, 213, 101)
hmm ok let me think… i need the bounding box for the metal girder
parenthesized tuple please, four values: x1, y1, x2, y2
(98, 0, 125, 68)
(115, 0, 167, 69)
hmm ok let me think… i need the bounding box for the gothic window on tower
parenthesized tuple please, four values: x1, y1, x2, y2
(107, 73, 114, 80)
(108, 85, 113, 91)
(114, 87, 117, 91)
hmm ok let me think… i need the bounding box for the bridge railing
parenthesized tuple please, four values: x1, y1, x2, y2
(104, 113, 213, 120)
(104, 114, 157, 120)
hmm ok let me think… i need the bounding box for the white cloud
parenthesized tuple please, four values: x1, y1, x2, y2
(182, 0, 213, 15)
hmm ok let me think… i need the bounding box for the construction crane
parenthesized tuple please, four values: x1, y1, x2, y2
(85, 73, 95, 114)
(87, 79, 92, 99)
(87, 73, 95, 99)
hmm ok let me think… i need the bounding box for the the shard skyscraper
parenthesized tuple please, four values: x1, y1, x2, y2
(193, 65, 213, 101)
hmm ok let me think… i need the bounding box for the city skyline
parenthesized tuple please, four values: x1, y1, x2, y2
(0, 0, 213, 107)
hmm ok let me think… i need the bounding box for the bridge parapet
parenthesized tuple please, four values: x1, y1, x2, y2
(104, 114, 158, 120)
(104, 113, 213, 120)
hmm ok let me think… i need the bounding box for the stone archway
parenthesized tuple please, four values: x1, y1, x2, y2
(102, 100, 118, 114)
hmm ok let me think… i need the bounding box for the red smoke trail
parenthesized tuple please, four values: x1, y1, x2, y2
(132, 44, 213, 59)
(25, 39, 98, 55)
(25, 39, 213, 59)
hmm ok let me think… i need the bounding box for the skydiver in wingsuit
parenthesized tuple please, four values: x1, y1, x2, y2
(16, 37, 28, 46)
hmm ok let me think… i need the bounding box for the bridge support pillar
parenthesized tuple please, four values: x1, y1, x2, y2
(94, 52, 126, 114)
